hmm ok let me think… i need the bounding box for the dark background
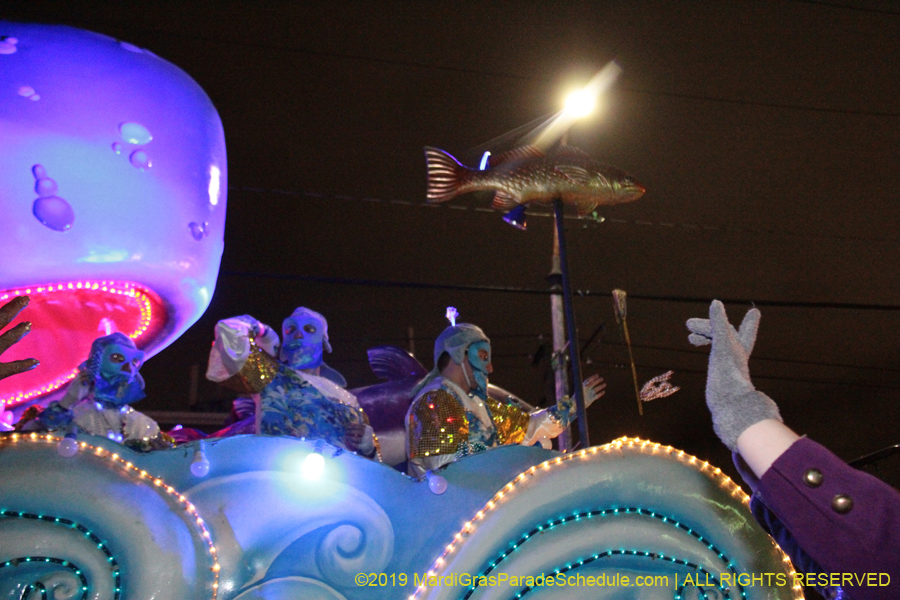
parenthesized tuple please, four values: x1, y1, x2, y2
(6, 1, 900, 493)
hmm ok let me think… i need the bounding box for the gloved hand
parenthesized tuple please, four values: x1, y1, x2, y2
(555, 375, 606, 426)
(345, 422, 376, 456)
(232, 314, 265, 337)
(686, 300, 781, 451)
(583, 374, 606, 408)
(124, 409, 161, 442)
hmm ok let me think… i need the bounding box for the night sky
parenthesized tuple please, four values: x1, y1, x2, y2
(5, 0, 900, 486)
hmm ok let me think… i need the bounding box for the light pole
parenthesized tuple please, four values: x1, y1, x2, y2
(544, 64, 621, 449)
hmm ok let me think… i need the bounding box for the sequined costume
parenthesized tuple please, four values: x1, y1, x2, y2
(406, 377, 565, 478)
(207, 315, 381, 459)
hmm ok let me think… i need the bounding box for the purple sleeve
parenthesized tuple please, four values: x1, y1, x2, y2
(756, 437, 900, 600)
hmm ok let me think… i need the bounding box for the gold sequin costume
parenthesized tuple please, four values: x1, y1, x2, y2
(407, 389, 469, 459)
(406, 379, 543, 478)
(220, 335, 280, 394)
(483, 395, 532, 445)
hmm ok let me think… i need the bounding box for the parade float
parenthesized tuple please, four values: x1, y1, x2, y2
(0, 22, 801, 600)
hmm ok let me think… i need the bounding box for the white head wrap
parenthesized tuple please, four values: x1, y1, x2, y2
(413, 323, 490, 395)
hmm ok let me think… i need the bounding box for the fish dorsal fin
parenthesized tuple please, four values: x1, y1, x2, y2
(555, 164, 591, 185)
(550, 145, 594, 161)
(367, 346, 428, 380)
(491, 190, 520, 211)
(489, 145, 545, 167)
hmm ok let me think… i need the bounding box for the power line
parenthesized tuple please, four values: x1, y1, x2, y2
(581, 358, 900, 391)
(232, 187, 900, 245)
(330, 333, 900, 375)
(785, 0, 900, 16)
(223, 270, 900, 312)
(625, 86, 900, 118)
(328, 353, 900, 392)
(10, 9, 900, 119)
(597, 340, 900, 375)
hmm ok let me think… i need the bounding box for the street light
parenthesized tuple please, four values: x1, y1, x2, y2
(563, 89, 596, 119)
(532, 61, 622, 150)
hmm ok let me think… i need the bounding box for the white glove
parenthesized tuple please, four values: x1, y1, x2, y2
(124, 410, 161, 442)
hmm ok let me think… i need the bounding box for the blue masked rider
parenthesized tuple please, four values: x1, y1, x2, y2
(206, 308, 379, 459)
(405, 323, 604, 479)
(24, 333, 171, 451)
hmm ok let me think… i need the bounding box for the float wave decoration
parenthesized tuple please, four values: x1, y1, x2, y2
(414, 437, 803, 600)
(0, 433, 801, 600)
(0, 433, 220, 600)
(184, 469, 394, 597)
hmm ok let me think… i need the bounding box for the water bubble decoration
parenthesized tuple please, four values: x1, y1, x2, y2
(189, 221, 209, 241)
(31, 164, 74, 231)
(57, 436, 79, 458)
(119, 122, 153, 145)
(0, 36, 17, 54)
(129, 149, 151, 169)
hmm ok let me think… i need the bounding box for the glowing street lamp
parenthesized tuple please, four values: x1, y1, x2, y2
(563, 89, 596, 119)
(532, 61, 621, 151)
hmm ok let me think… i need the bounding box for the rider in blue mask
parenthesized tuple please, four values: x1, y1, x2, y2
(25, 333, 170, 450)
(405, 323, 604, 479)
(207, 308, 379, 459)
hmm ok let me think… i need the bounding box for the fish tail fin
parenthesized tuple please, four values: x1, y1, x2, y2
(424, 146, 469, 203)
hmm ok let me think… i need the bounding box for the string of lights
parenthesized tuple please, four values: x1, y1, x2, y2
(0, 433, 222, 600)
(410, 437, 803, 600)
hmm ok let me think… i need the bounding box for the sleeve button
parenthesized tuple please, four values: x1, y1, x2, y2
(803, 468, 824, 488)
(831, 494, 853, 514)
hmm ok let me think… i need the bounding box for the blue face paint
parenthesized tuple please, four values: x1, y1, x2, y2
(467, 341, 491, 397)
(98, 343, 144, 385)
(281, 315, 325, 370)
(94, 342, 146, 405)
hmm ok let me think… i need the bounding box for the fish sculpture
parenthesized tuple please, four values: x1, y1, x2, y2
(425, 144, 645, 216)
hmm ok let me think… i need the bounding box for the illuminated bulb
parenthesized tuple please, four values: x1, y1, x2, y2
(301, 440, 326, 480)
(191, 446, 210, 477)
(445, 307, 458, 327)
(57, 436, 79, 458)
(425, 470, 448, 495)
(564, 89, 595, 118)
